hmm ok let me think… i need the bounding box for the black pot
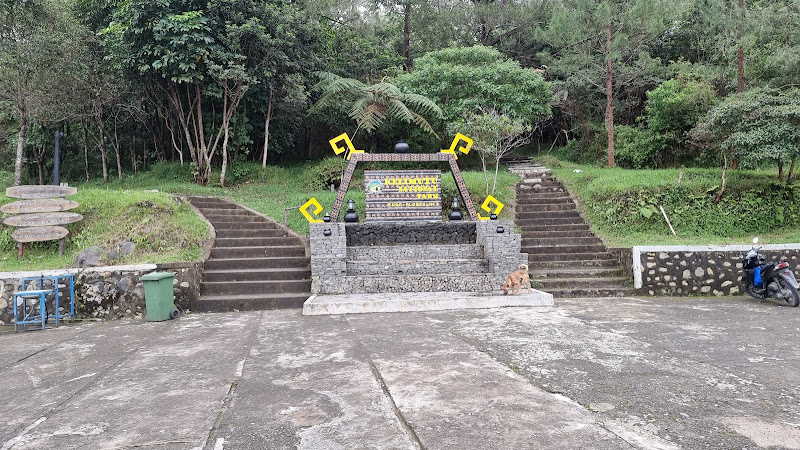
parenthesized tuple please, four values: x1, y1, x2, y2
(394, 140, 410, 153)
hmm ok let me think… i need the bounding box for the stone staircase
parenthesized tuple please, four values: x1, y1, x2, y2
(188, 197, 310, 311)
(505, 158, 634, 298)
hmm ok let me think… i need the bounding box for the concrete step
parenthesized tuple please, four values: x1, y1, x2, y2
(520, 230, 596, 239)
(214, 237, 303, 248)
(346, 259, 488, 276)
(517, 185, 566, 194)
(215, 228, 286, 239)
(515, 194, 573, 203)
(209, 221, 282, 230)
(522, 237, 604, 247)
(523, 244, 607, 255)
(519, 224, 591, 233)
(535, 276, 630, 289)
(202, 213, 277, 223)
(210, 246, 305, 259)
(528, 258, 621, 269)
(546, 287, 636, 298)
(530, 266, 625, 278)
(516, 211, 581, 220)
(192, 202, 241, 210)
(517, 181, 564, 189)
(203, 268, 310, 282)
(201, 280, 311, 296)
(195, 293, 310, 312)
(526, 251, 616, 262)
(516, 203, 577, 213)
(517, 217, 587, 226)
(303, 291, 554, 315)
(203, 256, 310, 270)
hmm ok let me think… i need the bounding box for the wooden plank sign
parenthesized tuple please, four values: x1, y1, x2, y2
(0, 198, 80, 214)
(12, 226, 69, 243)
(5, 185, 77, 199)
(2, 212, 84, 227)
(364, 170, 442, 222)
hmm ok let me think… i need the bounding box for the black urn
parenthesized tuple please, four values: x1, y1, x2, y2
(394, 140, 410, 153)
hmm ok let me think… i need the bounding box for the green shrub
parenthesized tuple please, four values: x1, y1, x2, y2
(300, 156, 347, 191)
(614, 125, 671, 169)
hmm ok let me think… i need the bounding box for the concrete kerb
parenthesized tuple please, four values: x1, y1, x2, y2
(183, 196, 217, 261)
(303, 290, 555, 315)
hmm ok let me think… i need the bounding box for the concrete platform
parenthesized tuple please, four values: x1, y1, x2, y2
(302, 290, 554, 315)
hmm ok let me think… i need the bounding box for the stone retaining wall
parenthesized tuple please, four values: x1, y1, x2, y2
(632, 244, 800, 296)
(345, 222, 476, 246)
(310, 220, 527, 294)
(0, 262, 201, 325)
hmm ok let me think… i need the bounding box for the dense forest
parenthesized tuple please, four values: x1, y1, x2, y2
(2, 0, 800, 188)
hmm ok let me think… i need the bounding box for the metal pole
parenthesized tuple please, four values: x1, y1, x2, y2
(53, 131, 63, 185)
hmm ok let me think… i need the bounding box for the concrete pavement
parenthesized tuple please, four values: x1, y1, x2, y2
(1, 296, 799, 449)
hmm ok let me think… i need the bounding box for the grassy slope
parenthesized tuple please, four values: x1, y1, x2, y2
(537, 156, 800, 247)
(0, 162, 518, 271)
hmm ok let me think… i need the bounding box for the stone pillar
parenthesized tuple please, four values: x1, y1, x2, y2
(477, 220, 528, 276)
(310, 222, 347, 294)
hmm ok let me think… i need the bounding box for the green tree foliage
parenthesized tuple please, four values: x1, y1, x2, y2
(538, 0, 676, 167)
(397, 46, 551, 130)
(0, 0, 90, 185)
(616, 78, 717, 169)
(452, 109, 533, 194)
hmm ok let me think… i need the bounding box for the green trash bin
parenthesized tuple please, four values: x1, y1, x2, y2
(141, 272, 178, 321)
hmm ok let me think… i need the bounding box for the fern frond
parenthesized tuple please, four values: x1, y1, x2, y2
(360, 103, 388, 133)
(388, 98, 414, 123)
(410, 110, 439, 138)
(402, 93, 443, 119)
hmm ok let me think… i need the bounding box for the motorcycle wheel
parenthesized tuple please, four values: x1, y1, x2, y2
(778, 279, 800, 307)
(745, 283, 763, 300)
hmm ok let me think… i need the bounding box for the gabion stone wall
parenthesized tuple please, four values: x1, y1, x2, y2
(0, 262, 201, 325)
(310, 220, 527, 294)
(633, 244, 800, 296)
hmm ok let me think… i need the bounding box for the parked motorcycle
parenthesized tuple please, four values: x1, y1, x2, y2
(741, 238, 800, 307)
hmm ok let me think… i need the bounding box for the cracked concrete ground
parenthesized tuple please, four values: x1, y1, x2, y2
(1, 296, 799, 449)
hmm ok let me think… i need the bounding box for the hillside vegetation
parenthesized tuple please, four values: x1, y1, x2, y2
(0, 162, 518, 271)
(539, 157, 800, 247)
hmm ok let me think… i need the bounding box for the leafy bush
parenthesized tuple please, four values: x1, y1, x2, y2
(614, 125, 671, 169)
(299, 156, 347, 191)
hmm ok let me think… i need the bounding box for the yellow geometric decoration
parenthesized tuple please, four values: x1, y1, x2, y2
(477, 195, 504, 220)
(300, 198, 324, 223)
(329, 133, 365, 160)
(441, 133, 473, 160)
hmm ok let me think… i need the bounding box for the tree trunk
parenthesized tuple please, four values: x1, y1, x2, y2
(788, 157, 797, 183)
(13, 114, 27, 186)
(131, 140, 137, 175)
(737, 0, 745, 93)
(220, 122, 229, 188)
(262, 88, 273, 168)
(98, 117, 109, 183)
(82, 123, 90, 182)
(605, 13, 615, 168)
(402, 2, 411, 71)
(36, 145, 44, 185)
(715, 149, 729, 203)
(779, 161, 784, 182)
(113, 119, 123, 180)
